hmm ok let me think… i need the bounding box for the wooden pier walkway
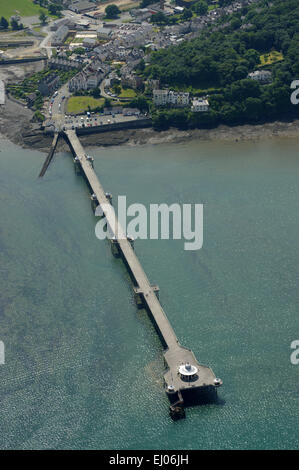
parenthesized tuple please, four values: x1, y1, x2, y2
(39, 133, 59, 178)
(65, 129, 221, 407)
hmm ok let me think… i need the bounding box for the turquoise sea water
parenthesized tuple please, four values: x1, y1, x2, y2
(0, 136, 298, 449)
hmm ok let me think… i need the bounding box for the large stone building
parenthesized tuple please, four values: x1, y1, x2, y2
(51, 25, 69, 46)
(69, 1, 96, 13)
(153, 89, 190, 107)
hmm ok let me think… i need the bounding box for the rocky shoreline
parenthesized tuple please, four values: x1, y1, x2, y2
(1, 97, 299, 155)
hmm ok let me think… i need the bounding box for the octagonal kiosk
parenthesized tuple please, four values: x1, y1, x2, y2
(179, 363, 198, 382)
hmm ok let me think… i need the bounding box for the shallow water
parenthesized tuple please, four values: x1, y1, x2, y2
(0, 136, 298, 449)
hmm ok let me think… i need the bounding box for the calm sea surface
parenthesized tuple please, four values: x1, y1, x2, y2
(0, 136, 298, 449)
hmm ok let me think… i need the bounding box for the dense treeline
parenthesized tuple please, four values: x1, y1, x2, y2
(144, 0, 299, 129)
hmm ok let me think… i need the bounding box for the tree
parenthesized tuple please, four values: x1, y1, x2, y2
(91, 87, 101, 98)
(39, 11, 48, 25)
(128, 95, 149, 112)
(11, 19, 20, 30)
(112, 84, 121, 96)
(48, 4, 62, 17)
(73, 47, 85, 55)
(182, 9, 192, 20)
(150, 11, 168, 25)
(0, 17, 9, 30)
(105, 5, 120, 19)
(192, 1, 208, 16)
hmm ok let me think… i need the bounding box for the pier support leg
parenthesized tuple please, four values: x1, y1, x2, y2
(90, 193, 99, 213)
(105, 192, 113, 205)
(73, 157, 81, 175)
(134, 291, 144, 309)
(111, 238, 121, 258)
(133, 285, 160, 309)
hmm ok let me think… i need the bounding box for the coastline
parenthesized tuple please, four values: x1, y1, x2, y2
(1, 97, 299, 154)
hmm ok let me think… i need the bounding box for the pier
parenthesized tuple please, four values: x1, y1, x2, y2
(39, 133, 59, 178)
(64, 129, 222, 417)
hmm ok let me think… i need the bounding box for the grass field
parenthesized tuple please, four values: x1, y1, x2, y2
(67, 96, 105, 114)
(259, 50, 284, 67)
(118, 87, 136, 99)
(0, 0, 48, 18)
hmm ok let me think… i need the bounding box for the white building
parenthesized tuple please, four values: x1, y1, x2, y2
(153, 89, 190, 107)
(248, 70, 272, 83)
(191, 98, 209, 112)
(0, 80, 5, 105)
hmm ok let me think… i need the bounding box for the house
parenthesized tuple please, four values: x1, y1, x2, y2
(121, 73, 143, 90)
(191, 98, 209, 112)
(48, 58, 81, 71)
(38, 73, 60, 96)
(248, 70, 272, 83)
(69, 71, 88, 92)
(147, 79, 160, 90)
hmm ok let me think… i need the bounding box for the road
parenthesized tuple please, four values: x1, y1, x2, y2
(39, 28, 54, 59)
(47, 82, 71, 130)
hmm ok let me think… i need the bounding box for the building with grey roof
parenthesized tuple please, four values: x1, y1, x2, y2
(51, 25, 69, 46)
(69, 1, 96, 13)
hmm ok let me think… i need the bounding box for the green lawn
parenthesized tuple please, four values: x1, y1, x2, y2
(118, 87, 136, 99)
(0, 0, 47, 18)
(67, 96, 105, 114)
(259, 50, 284, 67)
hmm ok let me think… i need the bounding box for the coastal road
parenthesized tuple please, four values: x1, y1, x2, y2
(50, 82, 71, 129)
